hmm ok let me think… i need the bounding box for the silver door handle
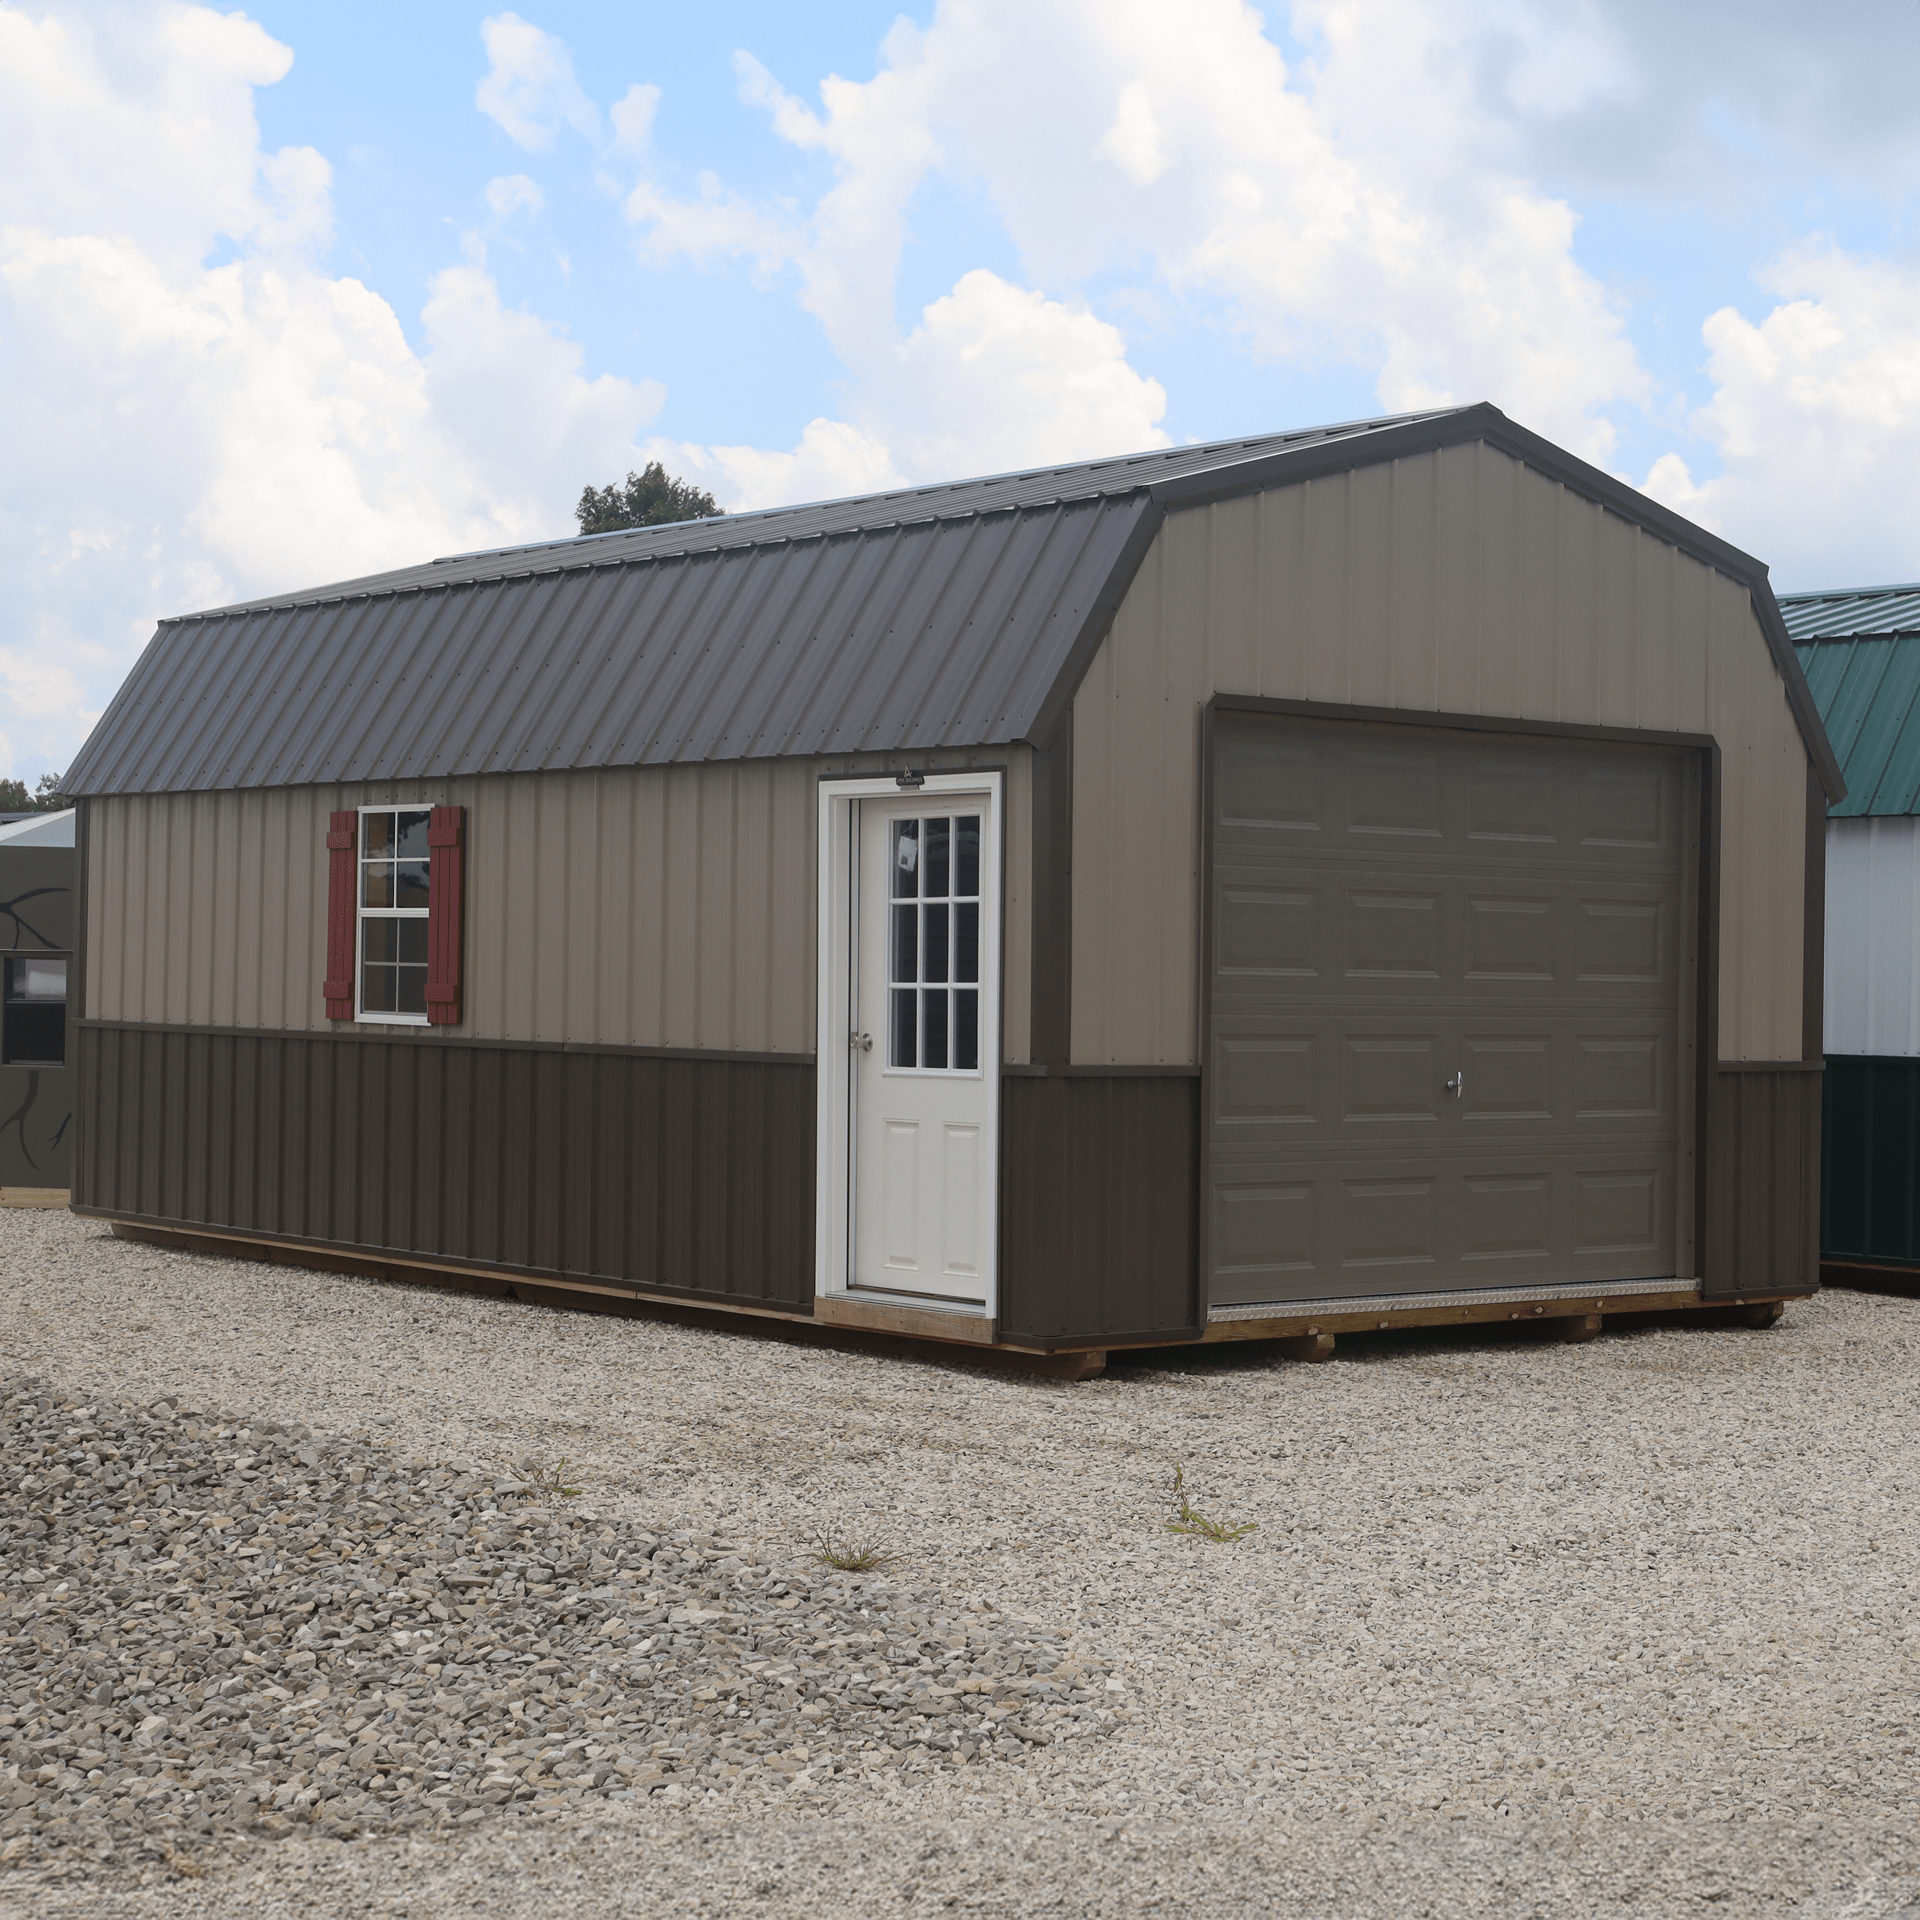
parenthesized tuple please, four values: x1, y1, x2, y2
(850, 1032, 872, 1052)
(1445, 1072, 1463, 1098)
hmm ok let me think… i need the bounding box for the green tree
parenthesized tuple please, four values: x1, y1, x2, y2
(575, 462, 722, 536)
(0, 774, 64, 812)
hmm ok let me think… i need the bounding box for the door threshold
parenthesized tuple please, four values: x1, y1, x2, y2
(1209, 1275, 1693, 1322)
(816, 1293, 997, 1345)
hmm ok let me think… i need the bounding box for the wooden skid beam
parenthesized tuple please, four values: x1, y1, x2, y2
(1201, 1287, 1808, 1345)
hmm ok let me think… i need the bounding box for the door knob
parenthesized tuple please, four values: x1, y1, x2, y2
(850, 1031, 872, 1052)
(1445, 1072, 1463, 1098)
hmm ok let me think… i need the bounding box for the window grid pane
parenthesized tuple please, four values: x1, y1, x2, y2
(885, 812, 982, 1075)
(359, 807, 431, 1023)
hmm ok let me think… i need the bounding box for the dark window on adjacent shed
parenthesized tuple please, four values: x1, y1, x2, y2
(3, 956, 66, 1065)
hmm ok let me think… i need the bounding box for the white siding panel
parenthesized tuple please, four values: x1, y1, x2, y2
(1825, 815, 1920, 1058)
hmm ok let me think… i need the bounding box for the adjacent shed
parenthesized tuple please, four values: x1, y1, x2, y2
(1785, 585, 1920, 1280)
(0, 808, 77, 1201)
(59, 405, 1837, 1364)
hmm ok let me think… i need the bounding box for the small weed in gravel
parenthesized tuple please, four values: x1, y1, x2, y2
(1164, 1463, 1256, 1544)
(806, 1525, 897, 1572)
(502, 1454, 582, 1501)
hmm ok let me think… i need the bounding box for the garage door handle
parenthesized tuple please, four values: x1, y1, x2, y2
(1445, 1072, 1463, 1097)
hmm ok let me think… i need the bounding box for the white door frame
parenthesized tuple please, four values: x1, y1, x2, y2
(815, 772, 1003, 1316)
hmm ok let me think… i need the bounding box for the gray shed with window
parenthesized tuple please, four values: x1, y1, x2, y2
(58, 405, 1837, 1367)
(0, 808, 76, 1198)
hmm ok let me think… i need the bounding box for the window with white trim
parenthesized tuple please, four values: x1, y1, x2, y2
(358, 807, 431, 1022)
(887, 812, 981, 1072)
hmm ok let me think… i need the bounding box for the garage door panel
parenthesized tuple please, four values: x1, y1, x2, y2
(1572, 1168, 1664, 1255)
(1575, 900, 1666, 982)
(1212, 1180, 1316, 1280)
(1343, 1035, 1441, 1122)
(1217, 731, 1323, 830)
(1466, 755, 1560, 844)
(1345, 892, 1441, 977)
(1349, 744, 1445, 838)
(1577, 761, 1671, 850)
(1209, 717, 1686, 1307)
(1216, 1035, 1316, 1125)
(1460, 1036, 1554, 1119)
(1217, 884, 1320, 976)
(1461, 1175, 1552, 1259)
(1465, 897, 1554, 979)
(1573, 1036, 1665, 1118)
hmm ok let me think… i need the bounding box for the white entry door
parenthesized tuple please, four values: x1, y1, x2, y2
(847, 790, 999, 1308)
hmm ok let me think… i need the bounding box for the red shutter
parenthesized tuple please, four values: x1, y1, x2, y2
(426, 805, 464, 1026)
(323, 811, 357, 1020)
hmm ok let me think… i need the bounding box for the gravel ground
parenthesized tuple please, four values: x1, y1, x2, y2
(2, 1208, 1918, 1918)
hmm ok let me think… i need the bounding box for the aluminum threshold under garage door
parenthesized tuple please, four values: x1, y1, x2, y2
(1208, 1274, 1694, 1323)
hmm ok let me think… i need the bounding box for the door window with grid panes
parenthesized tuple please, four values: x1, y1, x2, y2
(358, 808, 430, 1021)
(887, 812, 981, 1072)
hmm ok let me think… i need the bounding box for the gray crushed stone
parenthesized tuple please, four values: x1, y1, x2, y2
(0, 1375, 1109, 1877)
(4, 1208, 1920, 1916)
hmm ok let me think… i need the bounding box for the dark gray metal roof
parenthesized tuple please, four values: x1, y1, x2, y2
(63, 404, 1844, 798)
(185, 411, 1451, 619)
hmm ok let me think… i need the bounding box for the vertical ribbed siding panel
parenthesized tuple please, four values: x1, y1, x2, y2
(79, 746, 1028, 1058)
(699, 765, 738, 1052)
(72, 1025, 819, 1305)
(1070, 439, 1816, 1066)
(1825, 817, 1920, 1058)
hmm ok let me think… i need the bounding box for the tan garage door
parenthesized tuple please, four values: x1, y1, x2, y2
(1207, 714, 1691, 1307)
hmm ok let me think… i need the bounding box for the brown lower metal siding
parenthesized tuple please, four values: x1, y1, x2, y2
(73, 1022, 815, 1310)
(1702, 1066, 1821, 1299)
(999, 1074, 1200, 1344)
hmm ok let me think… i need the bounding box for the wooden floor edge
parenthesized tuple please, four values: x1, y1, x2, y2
(815, 1294, 997, 1345)
(0, 1188, 69, 1209)
(90, 1215, 1811, 1373)
(1201, 1288, 1809, 1342)
(96, 1218, 1107, 1380)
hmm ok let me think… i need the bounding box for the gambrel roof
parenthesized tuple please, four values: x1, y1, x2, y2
(64, 405, 1840, 797)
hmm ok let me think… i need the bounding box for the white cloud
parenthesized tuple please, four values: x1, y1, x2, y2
(0, 2, 665, 777)
(484, 172, 544, 221)
(643, 419, 905, 516)
(609, 82, 662, 156)
(883, 269, 1167, 478)
(476, 11, 599, 151)
(636, 269, 1169, 512)
(1096, 82, 1169, 187)
(1642, 245, 1920, 586)
(629, 0, 1647, 470)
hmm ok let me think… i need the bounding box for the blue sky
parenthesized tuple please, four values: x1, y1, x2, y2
(5, 0, 1920, 779)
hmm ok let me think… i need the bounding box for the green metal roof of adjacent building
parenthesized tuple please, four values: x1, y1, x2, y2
(1783, 585, 1920, 816)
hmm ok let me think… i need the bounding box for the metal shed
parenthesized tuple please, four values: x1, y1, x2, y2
(1786, 585, 1920, 1281)
(0, 808, 77, 1202)
(59, 405, 1837, 1367)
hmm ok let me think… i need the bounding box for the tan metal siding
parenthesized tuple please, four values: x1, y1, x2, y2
(85, 748, 1032, 1061)
(1071, 440, 1807, 1065)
